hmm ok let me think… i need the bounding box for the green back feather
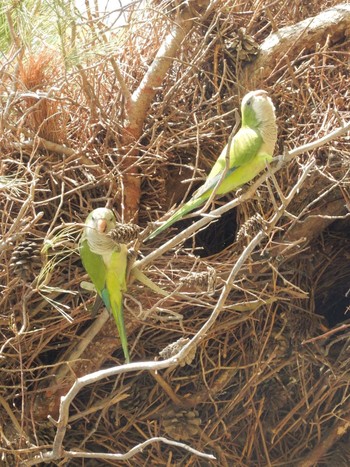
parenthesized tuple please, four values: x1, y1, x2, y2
(147, 92, 275, 241)
(147, 127, 264, 240)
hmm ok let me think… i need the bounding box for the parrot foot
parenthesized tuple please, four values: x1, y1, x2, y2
(126, 248, 137, 282)
(127, 248, 138, 261)
(272, 148, 289, 169)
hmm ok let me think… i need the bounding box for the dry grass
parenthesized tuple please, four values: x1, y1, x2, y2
(1, 0, 350, 465)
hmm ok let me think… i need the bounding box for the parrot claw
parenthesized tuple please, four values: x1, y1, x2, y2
(273, 149, 289, 169)
(126, 248, 138, 282)
(272, 155, 283, 163)
(127, 248, 137, 260)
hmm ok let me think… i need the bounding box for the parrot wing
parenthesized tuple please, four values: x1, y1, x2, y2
(79, 237, 107, 294)
(146, 129, 263, 240)
(193, 127, 263, 200)
(80, 238, 130, 362)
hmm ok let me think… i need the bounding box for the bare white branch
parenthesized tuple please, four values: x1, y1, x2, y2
(138, 120, 350, 269)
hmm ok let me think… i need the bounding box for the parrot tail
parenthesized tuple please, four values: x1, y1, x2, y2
(104, 289, 130, 363)
(147, 196, 205, 241)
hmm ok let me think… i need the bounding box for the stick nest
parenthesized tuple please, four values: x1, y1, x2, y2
(1, 0, 350, 465)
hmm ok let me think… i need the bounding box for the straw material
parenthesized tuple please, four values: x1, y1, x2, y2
(1, 1, 350, 464)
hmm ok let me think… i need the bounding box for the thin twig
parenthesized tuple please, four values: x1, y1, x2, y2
(27, 437, 215, 465)
(27, 230, 267, 466)
(137, 120, 349, 270)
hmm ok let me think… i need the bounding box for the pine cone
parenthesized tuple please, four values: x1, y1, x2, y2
(179, 266, 217, 293)
(120, 383, 149, 413)
(236, 213, 265, 243)
(108, 223, 141, 244)
(159, 337, 196, 366)
(9, 239, 42, 281)
(225, 27, 260, 63)
(162, 407, 201, 440)
(259, 378, 289, 415)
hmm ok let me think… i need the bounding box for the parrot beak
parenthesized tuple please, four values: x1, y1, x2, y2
(97, 219, 107, 233)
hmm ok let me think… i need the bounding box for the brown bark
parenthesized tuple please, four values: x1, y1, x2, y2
(121, 0, 211, 221)
(243, 3, 350, 83)
(35, 0, 212, 419)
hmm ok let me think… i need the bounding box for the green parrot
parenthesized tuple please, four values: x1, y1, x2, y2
(147, 90, 277, 240)
(79, 207, 130, 362)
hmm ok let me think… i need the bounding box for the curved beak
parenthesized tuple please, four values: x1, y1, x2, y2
(97, 218, 107, 233)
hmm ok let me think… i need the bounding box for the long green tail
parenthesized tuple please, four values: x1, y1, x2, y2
(147, 196, 205, 241)
(112, 299, 130, 363)
(102, 288, 130, 363)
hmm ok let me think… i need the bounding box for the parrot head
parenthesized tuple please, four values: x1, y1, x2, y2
(241, 90, 276, 129)
(83, 207, 117, 254)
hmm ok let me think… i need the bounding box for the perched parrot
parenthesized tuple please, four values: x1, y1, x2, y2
(79, 207, 130, 362)
(147, 90, 277, 240)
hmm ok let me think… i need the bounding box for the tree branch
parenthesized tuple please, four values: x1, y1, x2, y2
(245, 3, 350, 81)
(121, 0, 211, 220)
(127, 1, 209, 133)
(137, 120, 350, 270)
